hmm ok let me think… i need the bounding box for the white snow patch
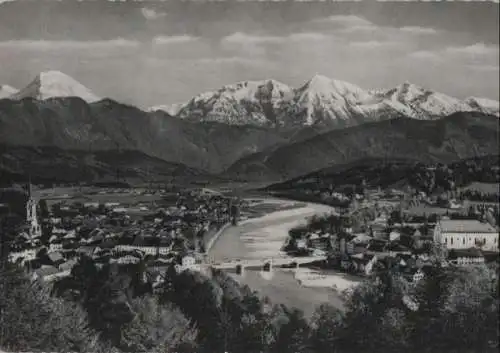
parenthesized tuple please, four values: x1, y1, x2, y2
(11, 70, 100, 102)
(0, 84, 18, 99)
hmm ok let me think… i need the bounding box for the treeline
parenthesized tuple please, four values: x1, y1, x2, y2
(1, 254, 498, 353)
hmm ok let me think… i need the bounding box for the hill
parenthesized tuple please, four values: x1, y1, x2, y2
(226, 112, 499, 182)
(0, 144, 219, 187)
(0, 97, 288, 173)
(266, 155, 499, 197)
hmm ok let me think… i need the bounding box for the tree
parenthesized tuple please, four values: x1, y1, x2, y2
(438, 265, 499, 352)
(39, 199, 50, 219)
(309, 304, 344, 353)
(271, 308, 311, 353)
(120, 296, 197, 353)
(0, 263, 106, 353)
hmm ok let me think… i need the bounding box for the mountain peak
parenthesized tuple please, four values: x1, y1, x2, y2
(397, 81, 426, 92)
(465, 96, 500, 116)
(11, 70, 100, 103)
(176, 78, 293, 126)
(0, 84, 19, 99)
(301, 74, 369, 100)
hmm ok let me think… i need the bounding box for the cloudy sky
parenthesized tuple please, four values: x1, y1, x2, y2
(0, 0, 498, 108)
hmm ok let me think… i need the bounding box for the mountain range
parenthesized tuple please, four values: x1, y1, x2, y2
(3, 70, 499, 129)
(0, 70, 498, 185)
(152, 74, 499, 128)
(0, 96, 289, 174)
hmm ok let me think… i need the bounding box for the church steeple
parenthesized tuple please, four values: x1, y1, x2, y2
(26, 175, 41, 239)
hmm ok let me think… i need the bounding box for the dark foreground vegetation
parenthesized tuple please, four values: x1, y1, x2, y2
(0, 255, 498, 353)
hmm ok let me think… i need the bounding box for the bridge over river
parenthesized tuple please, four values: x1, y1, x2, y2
(205, 255, 328, 271)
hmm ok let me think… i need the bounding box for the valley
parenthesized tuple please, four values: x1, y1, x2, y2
(1, 2, 499, 352)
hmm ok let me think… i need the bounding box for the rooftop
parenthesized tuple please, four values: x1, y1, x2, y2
(448, 248, 485, 259)
(439, 219, 497, 233)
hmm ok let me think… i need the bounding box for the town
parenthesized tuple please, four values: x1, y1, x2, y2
(1, 178, 498, 289)
(1, 184, 243, 283)
(281, 186, 499, 282)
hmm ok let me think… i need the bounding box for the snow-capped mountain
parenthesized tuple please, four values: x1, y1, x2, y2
(166, 75, 499, 128)
(10, 70, 100, 103)
(148, 103, 184, 116)
(8, 70, 498, 128)
(465, 97, 499, 117)
(176, 79, 294, 126)
(0, 84, 18, 99)
(285, 74, 388, 127)
(376, 82, 474, 119)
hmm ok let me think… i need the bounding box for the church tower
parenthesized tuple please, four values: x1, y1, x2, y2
(26, 178, 41, 238)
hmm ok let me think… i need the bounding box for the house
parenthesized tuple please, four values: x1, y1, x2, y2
(47, 251, 65, 267)
(77, 245, 96, 256)
(59, 259, 78, 271)
(350, 253, 376, 275)
(370, 223, 387, 239)
(367, 239, 387, 253)
(307, 234, 330, 251)
(32, 265, 60, 282)
(49, 242, 63, 252)
(181, 255, 196, 268)
(114, 255, 141, 265)
(386, 242, 412, 256)
(389, 230, 401, 242)
(83, 202, 99, 209)
(296, 239, 307, 250)
(434, 219, 499, 252)
(50, 217, 62, 225)
(448, 248, 485, 266)
(8, 248, 39, 264)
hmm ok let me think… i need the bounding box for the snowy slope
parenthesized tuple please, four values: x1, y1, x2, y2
(376, 82, 474, 119)
(171, 75, 499, 127)
(176, 79, 294, 126)
(285, 74, 384, 127)
(10, 70, 100, 103)
(465, 97, 500, 117)
(148, 103, 184, 116)
(0, 84, 18, 99)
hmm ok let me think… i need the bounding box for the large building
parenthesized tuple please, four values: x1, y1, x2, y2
(26, 182, 41, 238)
(433, 219, 499, 252)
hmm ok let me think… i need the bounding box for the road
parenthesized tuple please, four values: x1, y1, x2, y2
(207, 198, 352, 318)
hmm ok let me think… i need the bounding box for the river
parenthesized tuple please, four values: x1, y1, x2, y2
(208, 198, 359, 318)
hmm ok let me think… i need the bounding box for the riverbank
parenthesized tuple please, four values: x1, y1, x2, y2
(207, 198, 360, 318)
(202, 222, 231, 253)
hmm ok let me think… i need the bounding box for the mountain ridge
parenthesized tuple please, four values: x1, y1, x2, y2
(225, 111, 499, 182)
(0, 96, 289, 173)
(153, 74, 500, 128)
(5, 70, 499, 130)
(0, 144, 217, 187)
